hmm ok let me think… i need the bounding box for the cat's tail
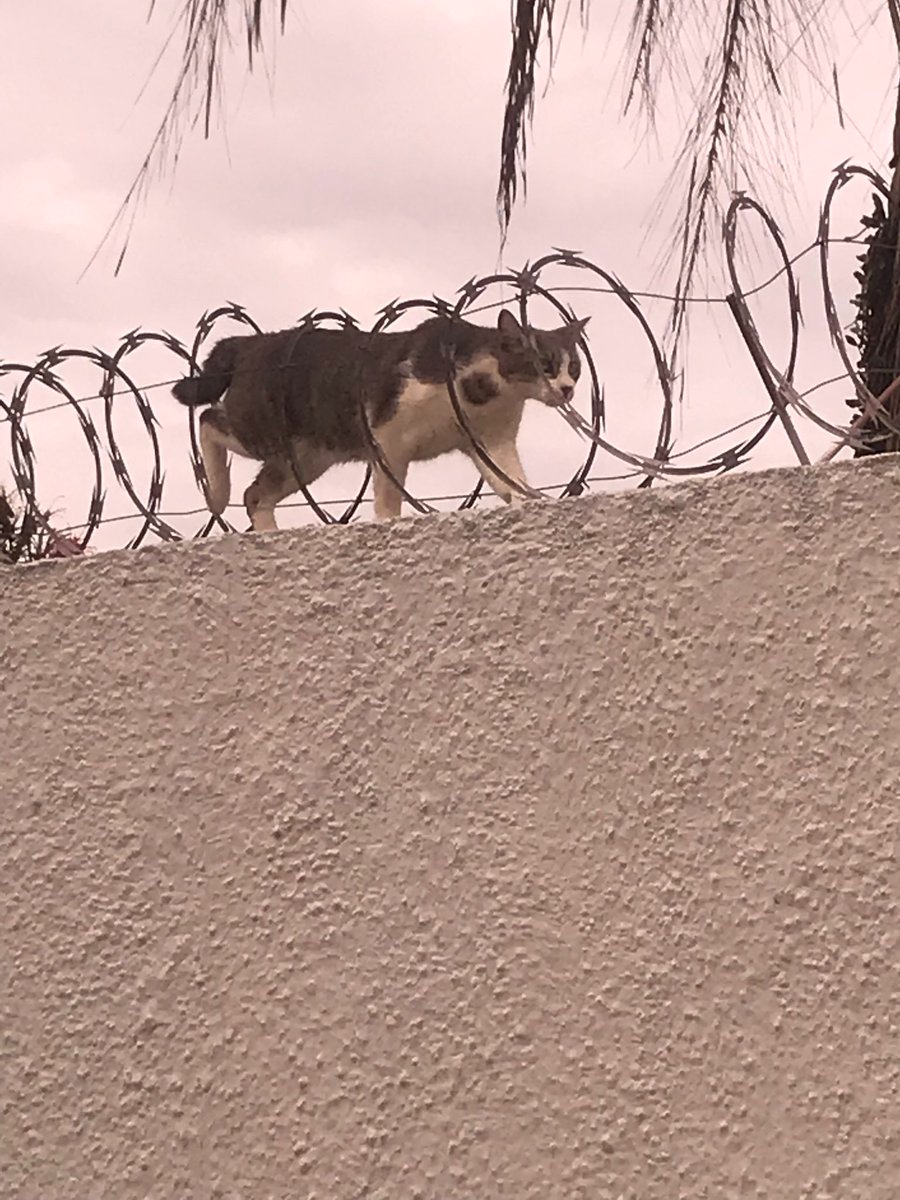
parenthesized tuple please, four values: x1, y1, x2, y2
(172, 338, 240, 407)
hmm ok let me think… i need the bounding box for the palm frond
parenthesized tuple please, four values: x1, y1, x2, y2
(498, 1, 591, 236)
(635, 0, 832, 340)
(498, 0, 834, 342)
(86, 0, 288, 277)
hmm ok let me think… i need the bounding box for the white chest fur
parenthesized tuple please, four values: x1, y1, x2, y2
(377, 356, 526, 464)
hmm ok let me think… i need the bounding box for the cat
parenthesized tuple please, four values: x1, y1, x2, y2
(171, 308, 588, 531)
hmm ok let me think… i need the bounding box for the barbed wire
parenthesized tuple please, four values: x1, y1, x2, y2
(0, 162, 889, 554)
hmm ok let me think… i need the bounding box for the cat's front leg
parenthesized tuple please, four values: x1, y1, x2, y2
(467, 439, 533, 506)
(371, 457, 410, 520)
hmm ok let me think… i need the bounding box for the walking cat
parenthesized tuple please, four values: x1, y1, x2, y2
(172, 308, 588, 531)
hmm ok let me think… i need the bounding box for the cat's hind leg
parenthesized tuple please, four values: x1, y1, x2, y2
(244, 446, 332, 532)
(198, 407, 247, 515)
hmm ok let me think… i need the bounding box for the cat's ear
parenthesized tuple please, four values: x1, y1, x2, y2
(498, 309, 527, 343)
(565, 315, 590, 340)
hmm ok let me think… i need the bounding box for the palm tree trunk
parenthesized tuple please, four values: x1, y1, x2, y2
(850, 0, 900, 454)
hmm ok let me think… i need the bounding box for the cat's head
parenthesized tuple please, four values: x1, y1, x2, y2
(494, 309, 589, 407)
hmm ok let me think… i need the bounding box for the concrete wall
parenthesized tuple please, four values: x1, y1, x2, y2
(3, 457, 900, 1200)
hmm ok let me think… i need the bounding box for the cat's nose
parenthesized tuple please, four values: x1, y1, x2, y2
(560, 384, 574, 402)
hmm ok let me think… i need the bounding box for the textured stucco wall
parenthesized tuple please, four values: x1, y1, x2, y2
(3, 457, 900, 1200)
